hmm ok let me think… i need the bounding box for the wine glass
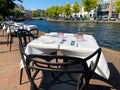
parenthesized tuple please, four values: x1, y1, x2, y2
(58, 31, 64, 38)
(76, 34, 83, 42)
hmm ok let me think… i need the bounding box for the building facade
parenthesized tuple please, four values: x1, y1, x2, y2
(76, 0, 118, 20)
(97, 0, 110, 19)
(109, 0, 118, 18)
(98, 0, 118, 19)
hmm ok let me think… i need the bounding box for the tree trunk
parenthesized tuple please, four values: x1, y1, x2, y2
(119, 13, 120, 19)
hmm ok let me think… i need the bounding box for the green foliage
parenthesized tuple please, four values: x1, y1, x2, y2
(46, 8, 52, 17)
(72, 2, 81, 15)
(115, 0, 120, 13)
(82, 0, 98, 13)
(0, 0, 22, 19)
(11, 10, 23, 17)
(32, 11, 39, 17)
(59, 6, 64, 15)
(0, 15, 3, 20)
(51, 6, 60, 17)
(46, 6, 60, 18)
(63, 3, 72, 17)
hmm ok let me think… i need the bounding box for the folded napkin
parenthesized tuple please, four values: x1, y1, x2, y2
(7, 27, 10, 33)
(2, 25, 6, 30)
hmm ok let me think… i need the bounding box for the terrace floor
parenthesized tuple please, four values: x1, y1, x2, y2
(0, 29, 120, 90)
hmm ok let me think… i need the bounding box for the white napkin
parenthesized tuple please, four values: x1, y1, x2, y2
(3, 25, 6, 30)
(7, 27, 10, 33)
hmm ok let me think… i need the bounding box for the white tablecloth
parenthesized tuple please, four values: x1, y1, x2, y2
(14, 22, 24, 27)
(23, 32, 110, 79)
(23, 25, 38, 30)
(7, 24, 38, 33)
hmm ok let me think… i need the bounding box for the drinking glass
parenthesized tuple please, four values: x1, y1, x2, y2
(76, 34, 83, 42)
(58, 31, 64, 38)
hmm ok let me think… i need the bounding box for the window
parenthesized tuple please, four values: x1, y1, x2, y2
(112, 5, 114, 10)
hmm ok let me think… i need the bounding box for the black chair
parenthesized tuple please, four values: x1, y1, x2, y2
(18, 29, 58, 85)
(0, 21, 6, 37)
(7, 25, 19, 51)
(8, 26, 39, 51)
(17, 29, 39, 84)
(1, 21, 13, 37)
(0, 21, 3, 33)
(29, 28, 39, 39)
(19, 41, 101, 90)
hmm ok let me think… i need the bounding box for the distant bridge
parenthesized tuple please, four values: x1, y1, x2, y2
(31, 17, 46, 20)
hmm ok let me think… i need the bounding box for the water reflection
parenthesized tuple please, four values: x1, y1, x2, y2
(27, 20, 120, 51)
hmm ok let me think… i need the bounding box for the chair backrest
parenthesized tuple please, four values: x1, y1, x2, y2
(23, 48, 101, 90)
(17, 28, 40, 59)
(17, 29, 30, 65)
(4, 23, 10, 31)
(8, 25, 19, 37)
(29, 28, 39, 38)
(83, 48, 101, 84)
(0, 21, 2, 28)
(17, 28, 38, 47)
(26, 48, 101, 72)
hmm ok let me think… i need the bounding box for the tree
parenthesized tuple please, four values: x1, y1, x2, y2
(46, 7, 53, 18)
(51, 6, 60, 18)
(59, 6, 64, 18)
(32, 11, 39, 17)
(0, 0, 22, 19)
(72, 2, 81, 16)
(9, 10, 23, 17)
(46, 6, 60, 19)
(0, 15, 3, 20)
(82, 0, 98, 16)
(63, 3, 72, 18)
(115, 0, 120, 18)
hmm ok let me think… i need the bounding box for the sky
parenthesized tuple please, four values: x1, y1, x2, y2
(15, 0, 82, 10)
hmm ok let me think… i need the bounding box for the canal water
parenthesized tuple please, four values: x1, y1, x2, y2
(26, 20, 120, 51)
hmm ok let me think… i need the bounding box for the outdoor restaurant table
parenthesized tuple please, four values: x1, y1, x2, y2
(6, 24, 38, 33)
(23, 25, 38, 30)
(14, 22, 24, 27)
(23, 32, 110, 79)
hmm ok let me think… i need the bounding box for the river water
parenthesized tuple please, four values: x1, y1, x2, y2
(26, 20, 120, 51)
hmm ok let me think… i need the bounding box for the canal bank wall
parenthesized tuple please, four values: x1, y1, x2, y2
(47, 19, 120, 24)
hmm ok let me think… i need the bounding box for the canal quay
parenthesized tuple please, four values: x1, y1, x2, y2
(47, 19, 120, 23)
